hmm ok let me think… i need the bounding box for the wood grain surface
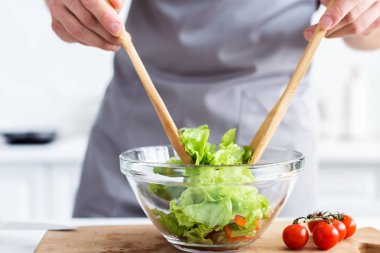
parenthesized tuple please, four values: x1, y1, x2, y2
(34, 222, 380, 253)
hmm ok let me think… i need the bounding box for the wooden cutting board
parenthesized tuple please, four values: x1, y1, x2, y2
(34, 222, 380, 253)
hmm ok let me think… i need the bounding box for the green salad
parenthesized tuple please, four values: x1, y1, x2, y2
(151, 125, 270, 244)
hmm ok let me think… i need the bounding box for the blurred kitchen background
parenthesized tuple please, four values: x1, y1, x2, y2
(0, 1, 379, 220)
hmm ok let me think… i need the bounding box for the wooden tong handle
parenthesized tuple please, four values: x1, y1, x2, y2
(249, 0, 335, 164)
(106, 1, 192, 164)
(119, 34, 192, 164)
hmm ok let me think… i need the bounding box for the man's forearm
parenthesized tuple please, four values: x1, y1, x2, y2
(344, 27, 380, 51)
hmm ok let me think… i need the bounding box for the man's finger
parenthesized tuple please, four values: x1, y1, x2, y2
(303, 25, 316, 41)
(81, 0, 123, 36)
(319, 0, 361, 29)
(55, 6, 120, 51)
(51, 19, 76, 43)
(327, 2, 380, 38)
(362, 17, 380, 35)
(326, 0, 375, 36)
(64, 0, 120, 45)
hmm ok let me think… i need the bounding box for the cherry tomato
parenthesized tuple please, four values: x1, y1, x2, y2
(282, 224, 309, 250)
(307, 220, 320, 233)
(312, 222, 340, 250)
(332, 219, 347, 241)
(308, 218, 334, 233)
(342, 214, 356, 238)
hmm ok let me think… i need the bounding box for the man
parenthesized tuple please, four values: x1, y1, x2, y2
(46, 0, 380, 217)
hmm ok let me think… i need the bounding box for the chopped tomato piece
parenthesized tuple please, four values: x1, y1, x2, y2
(223, 225, 232, 238)
(227, 235, 253, 243)
(254, 220, 260, 230)
(235, 215, 247, 227)
(224, 224, 253, 243)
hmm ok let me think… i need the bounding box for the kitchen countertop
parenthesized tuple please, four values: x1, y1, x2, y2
(1, 218, 379, 253)
(0, 136, 87, 166)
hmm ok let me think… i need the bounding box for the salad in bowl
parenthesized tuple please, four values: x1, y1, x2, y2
(120, 125, 304, 252)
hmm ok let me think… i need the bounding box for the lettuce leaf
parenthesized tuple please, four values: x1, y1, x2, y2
(242, 145, 253, 164)
(149, 184, 186, 201)
(178, 125, 211, 165)
(183, 224, 214, 244)
(211, 143, 244, 165)
(151, 125, 270, 244)
(150, 158, 186, 200)
(176, 186, 232, 228)
(153, 209, 187, 236)
(220, 128, 236, 147)
(179, 126, 247, 166)
(228, 223, 257, 237)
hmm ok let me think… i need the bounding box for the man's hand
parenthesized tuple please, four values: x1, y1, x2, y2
(47, 0, 124, 51)
(304, 0, 380, 49)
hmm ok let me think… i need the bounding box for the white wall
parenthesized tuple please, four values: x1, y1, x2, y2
(312, 40, 380, 139)
(0, 1, 115, 137)
(310, 8, 380, 140)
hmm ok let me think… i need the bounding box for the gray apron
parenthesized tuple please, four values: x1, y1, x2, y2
(73, 0, 319, 217)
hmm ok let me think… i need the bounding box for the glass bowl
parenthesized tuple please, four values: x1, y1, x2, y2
(120, 146, 304, 252)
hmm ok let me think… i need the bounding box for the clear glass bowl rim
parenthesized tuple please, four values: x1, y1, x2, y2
(120, 145, 304, 171)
